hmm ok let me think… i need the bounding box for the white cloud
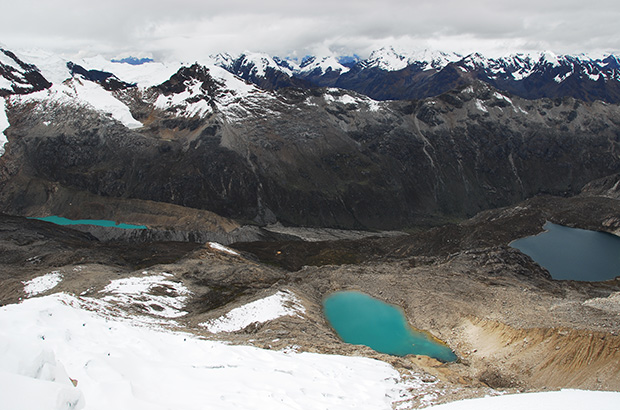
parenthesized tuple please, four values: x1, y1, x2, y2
(1, 0, 619, 60)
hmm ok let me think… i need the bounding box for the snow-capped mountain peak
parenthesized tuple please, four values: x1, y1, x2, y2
(297, 55, 349, 75)
(239, 52, 295, 77)
(364, 46, 461, 71)
(538, 50, 562, 68)
(365, 46, 411, 71)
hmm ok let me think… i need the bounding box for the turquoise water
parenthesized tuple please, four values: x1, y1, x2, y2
(323, 291, 457, 362)
(30, 216, 147, 230)
(510, 221, 620, 281)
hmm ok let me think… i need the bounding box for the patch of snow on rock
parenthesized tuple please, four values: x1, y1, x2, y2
(22, 271, 63, 297)
(19, 80, 142, 129)
(553, 72, 572, 83)
(493, 92, 513, 105)
(201, 290, 305, 333)
(154, 79, 213, 118)
(474, 99, 488, 113)
(208, 242, 240, 256)
(0, 100, 8, 156)
(100, 272, 190, 318)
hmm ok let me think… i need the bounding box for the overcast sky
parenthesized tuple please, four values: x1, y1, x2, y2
(1, 0, 619, 61)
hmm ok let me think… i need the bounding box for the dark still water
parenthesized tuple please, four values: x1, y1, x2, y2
(323, 291, 457, 362)
(510, 222, 620, 281)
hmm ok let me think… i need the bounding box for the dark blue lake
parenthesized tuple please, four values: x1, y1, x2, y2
(510, 221, 620, 281)
(323, 291, 457, 362)
(30, 216, 147, 230)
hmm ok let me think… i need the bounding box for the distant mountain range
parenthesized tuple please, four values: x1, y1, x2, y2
(2, 45, 620, 103)
(211, 46, 620, 103)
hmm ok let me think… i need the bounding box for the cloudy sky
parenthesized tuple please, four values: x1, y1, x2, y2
(1, 0, 619, 60)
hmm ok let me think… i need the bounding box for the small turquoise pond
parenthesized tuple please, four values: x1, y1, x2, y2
(510, 221, 620, 282)
(323, 291, 457, 362)
(30, 216, 147, 230)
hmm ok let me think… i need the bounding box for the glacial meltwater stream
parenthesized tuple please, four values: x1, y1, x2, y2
(323, 291, 457, 362)
(510, 221, 620, 282)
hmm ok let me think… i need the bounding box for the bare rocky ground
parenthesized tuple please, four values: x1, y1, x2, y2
(2, 194, 620, 408)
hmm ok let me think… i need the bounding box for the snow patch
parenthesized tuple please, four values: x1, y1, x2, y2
(208, 242, 240, 256)
(100, 272, 191, 318)
(201, 290, 305, 333)
(324, 91, 357, 105)
(554, 72, 572, 83)
(22, 272, 63, 297)
(493, 92, 513, 105)
(20, 80, 142, 129)
(0, 76, 13, 91)
(154, 79, 213, 118)
(323, 90, 382, 112)
(474, 99, 488, 112)
(0, 100, 8, 156)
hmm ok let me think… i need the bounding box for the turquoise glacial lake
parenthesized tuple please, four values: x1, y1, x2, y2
(31, 216, 147, 230)
(323, 291, 457, 362)
(510, 221, 620, 282)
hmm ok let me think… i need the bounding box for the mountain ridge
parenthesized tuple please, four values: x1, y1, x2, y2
(208, 47, 620, 103)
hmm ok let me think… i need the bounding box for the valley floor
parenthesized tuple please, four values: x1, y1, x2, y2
(1, 195, 620, 408)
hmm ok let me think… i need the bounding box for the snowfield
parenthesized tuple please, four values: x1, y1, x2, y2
(0, 293, 413, 410)
(19, 80, 143, 129)
(429, 389, 620, 410)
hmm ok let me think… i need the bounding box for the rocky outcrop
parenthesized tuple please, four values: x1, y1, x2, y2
(0, 48, 51, 96)
(67, 62, 136, 91)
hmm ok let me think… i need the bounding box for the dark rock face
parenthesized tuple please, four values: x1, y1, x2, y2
(67, 62, 136, 91)
(1, 102, 259, 222)
(0, 48, 51, 96)
(155, 64, 220, 96)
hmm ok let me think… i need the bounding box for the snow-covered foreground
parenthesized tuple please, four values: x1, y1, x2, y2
(2, 292, 619, 410)
(429, 389, 620, 410)
(0, 293, 412, 410)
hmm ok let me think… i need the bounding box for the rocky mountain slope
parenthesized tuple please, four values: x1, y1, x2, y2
(1, 47, 620, 231)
